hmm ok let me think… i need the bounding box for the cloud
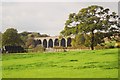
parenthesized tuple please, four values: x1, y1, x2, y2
(2, 2, 118, 35)
(1, 0, 119, 2)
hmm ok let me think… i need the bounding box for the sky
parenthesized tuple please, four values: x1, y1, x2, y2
(1, 0, 119, 36)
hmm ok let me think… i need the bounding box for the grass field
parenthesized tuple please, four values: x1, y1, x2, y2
(2, 48, 118, 78)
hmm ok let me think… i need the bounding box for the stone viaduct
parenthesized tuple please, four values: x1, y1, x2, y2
(34, 36, 74, 48)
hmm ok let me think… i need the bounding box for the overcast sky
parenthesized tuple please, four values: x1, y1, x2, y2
(1, 1, 119, 36)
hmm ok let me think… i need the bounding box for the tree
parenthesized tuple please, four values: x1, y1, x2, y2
(71, 33, 85, 47)
(19, 31, 50, 49)
(75, 33, 85, 45)
(25, 33, 38, 49)
(94, 32, 105, 45)
(61, 5, 119, 50)
(84, 34, 91, 47)
(2, 28, 23, 46)
(71, 39, 77, 47)
(19, 31, 30, 47)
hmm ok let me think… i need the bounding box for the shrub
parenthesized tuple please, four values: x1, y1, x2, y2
(28, 45, 35, 49)
(104, 41, 116, 49)
(67, 45, 89, 49)
(78, 45, 90, 49)
(95, 45, 105, 50)
(53, 46, 65, 49)
(33, 45, 45, 52)
(115, 42, 120, 48)
(2, 46, 26, 53)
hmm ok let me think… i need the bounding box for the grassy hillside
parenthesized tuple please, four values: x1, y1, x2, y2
(2, 48, 118, 78)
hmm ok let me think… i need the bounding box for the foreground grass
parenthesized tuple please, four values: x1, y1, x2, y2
(2, 48, 118, 78)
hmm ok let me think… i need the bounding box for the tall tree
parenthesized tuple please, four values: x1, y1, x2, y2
(61, 5, 119, 50)
(2, 28, 23, 46)
(25, 34, 36, 48)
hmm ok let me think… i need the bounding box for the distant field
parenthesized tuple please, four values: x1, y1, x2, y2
(2, 48, 118, 78)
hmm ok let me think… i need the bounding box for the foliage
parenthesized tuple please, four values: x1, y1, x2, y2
(19, 31, 50, 48)
(115, 42, 120, 48)
(71, 34, 85, 47)
(19, 32, 31, 45)
(33, 45, 45, 52)
(104, 41, 116, 49)
(2, 28, 24, 46)
(53, 46, 64, 49)
(71, 39, 77, 47)
(71, 33, 105, 48)
(91, 32, 105, 47)
(40, 34, 50, 37)
(25, 37, 36, 49)
(61, 5, 119, 50)
(19, 31, 49, 38)
(75, 34, 85, 45)
(84, 34, 91, 47)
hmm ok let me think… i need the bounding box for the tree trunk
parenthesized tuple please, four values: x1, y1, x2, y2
(91, 30, 94, 50)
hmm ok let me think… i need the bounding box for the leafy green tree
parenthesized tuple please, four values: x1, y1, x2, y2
(75, 34, 85, 45)
(84, 34, 91, 47)
(25, 35, 36, 49)
(19, 31, 50, 49)
(19, 31, 30, 47)
(2, 28, 23, 46)
(94, 32, 105, 44)
(71, 34, 85, 48)
(61, 5, 119, 50)
(71, 39, 77, 47)
(33, 45, 45, 52)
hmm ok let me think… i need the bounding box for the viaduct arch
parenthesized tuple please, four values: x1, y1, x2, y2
(34, 36, 74, 48)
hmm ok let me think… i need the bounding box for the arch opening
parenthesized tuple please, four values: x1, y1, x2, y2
(48, 39, 53, 48)
(38, 40, 42, 44)
(43, 39, 47, 48)
(35, 40, 42, 47)
(67, 37, 72, 47)
(54, 38, 59, 47)
(61, 38, 66, 47)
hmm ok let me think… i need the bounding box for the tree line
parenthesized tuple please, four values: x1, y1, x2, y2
(2, 28, 49, 50)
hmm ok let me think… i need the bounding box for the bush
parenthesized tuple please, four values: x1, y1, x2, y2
(2, 46, 26, 53)
(115, 42, 120, 48)
(33, 45, 45, 52)
(104, 41, 116, 49)
(67, 45, 90, 49)
(65, 46, 76, 49)
(78, 45, 90, 49)
(95, 45, 105, 50)
(28, 45, 35, 49)
(53, 46, 65, 49)
(109, 45, 115, 48)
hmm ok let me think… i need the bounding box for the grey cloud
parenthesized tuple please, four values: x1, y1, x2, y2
(2, 2, 118, 35)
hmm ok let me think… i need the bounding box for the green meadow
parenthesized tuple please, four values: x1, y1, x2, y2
(2, 48, 118, 78)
